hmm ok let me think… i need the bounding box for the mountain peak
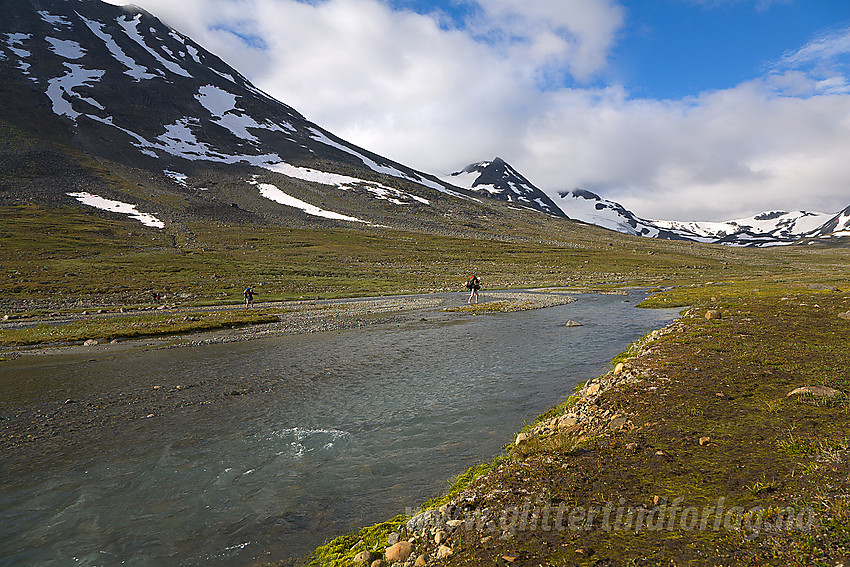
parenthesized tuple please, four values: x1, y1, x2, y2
(444, 158, 566, 218)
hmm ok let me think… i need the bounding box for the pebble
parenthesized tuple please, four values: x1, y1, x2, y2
(435, 545, 453, 559)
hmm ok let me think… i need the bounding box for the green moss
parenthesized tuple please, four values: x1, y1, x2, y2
(420, 458, 505, 512)
(443, 301, 520, 313)
(307, 458, 504, 567)
(308, 514, 409, 567)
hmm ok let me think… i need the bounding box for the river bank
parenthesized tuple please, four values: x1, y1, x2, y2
(307, 281, 850, 567)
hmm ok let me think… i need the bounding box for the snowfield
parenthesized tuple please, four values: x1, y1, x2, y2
(67, 192, 165, 228)
(248, 179, 367, 223)
(265, 162, 429, 206)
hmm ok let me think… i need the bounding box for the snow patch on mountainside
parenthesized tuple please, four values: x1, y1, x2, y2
(116, 13, 190, 78)
(264, 163, 428, 205)
(45, 36, 85, 59)
(38, 10, 72, 27)
(46, 63, 105, 121)
(441, 169, 477, 190)
(307, 128, 465, 199)
(163, 170, 188, 186)
(196, 84, 287, 142)
(67, 192, 164, 228)
(3, 33, 33, 75)
(248, 179, 366, 223)
(79, 14, 156, 81)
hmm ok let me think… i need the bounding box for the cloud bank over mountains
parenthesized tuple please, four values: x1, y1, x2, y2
(103, 0, 850, 221)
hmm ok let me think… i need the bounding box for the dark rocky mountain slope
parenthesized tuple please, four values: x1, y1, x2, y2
(1, 0, 549, 238)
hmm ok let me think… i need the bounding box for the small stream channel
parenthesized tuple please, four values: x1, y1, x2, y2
(0, 291, 680, 566)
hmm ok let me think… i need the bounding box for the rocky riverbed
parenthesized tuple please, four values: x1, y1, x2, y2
(0, 290, 578, 356)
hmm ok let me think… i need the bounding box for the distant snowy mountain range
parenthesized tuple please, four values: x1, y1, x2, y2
(446, 159, 850, 247)
(1, 0, 847, 246)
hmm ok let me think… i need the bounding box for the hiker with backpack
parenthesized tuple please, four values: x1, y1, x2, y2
(466, 275, 481, 304)
(244, 286, 255, 308)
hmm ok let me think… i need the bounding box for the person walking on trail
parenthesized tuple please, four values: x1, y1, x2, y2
(244, 286, 255, 308)
(466, 275, 481, 304)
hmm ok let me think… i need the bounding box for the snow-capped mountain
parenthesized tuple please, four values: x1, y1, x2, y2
(441, 158, 565, 218)
(809, 205, 850, 240)
(555, 188, 850, 246)
(554, 189, 670, 238)
(448, 157, 850, 246)
(653, 210, 837, 246)
(1, 0, 482, 230)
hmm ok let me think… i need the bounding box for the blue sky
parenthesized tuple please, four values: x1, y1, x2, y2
(613, 1, 850, 98)
(106, 0, 850, 220)
(387, 0, 850, 97)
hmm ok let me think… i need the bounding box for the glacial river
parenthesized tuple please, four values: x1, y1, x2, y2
(0, 291, 679, 566)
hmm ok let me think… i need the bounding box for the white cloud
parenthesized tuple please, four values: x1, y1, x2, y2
(518, 79, 850, 220)
(102, 0, 850, 221)
(460, 0, 625, 82)
(768, 26, 850, 96)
